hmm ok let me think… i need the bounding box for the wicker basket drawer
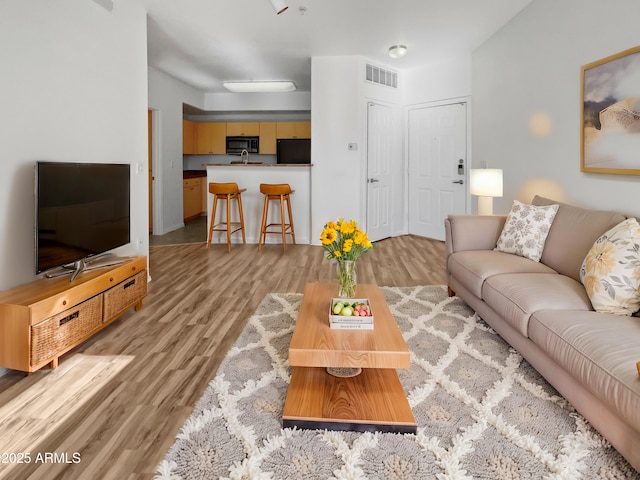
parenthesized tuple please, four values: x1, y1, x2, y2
(31, 295, 103, 366)
(103, 270, 147, 321)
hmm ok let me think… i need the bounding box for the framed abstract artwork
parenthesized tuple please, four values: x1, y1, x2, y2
(581, 46, 640, 175)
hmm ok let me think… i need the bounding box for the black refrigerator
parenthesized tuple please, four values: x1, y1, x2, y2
(276, 138, 311, 164)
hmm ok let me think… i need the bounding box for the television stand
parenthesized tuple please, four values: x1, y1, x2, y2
(0, 256, 147, 373)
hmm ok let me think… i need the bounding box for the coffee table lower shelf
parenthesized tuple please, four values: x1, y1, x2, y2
(282, 366, 417, 434)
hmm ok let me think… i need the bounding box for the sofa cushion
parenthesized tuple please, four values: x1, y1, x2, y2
(529, 309, 640, 432)
(580, 218, 640, 316)
(495, 200, 559, 262)
(482, 273, 593, 337)
(447, 250, 556, 298)
(532, 196, 626, 282)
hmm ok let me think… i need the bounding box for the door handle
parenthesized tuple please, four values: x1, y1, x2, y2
(368, 178, 380, 183)
(452, 180, 464, 184)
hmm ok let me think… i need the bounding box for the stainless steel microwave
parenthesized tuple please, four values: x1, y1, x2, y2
(226, 136, 259, 154)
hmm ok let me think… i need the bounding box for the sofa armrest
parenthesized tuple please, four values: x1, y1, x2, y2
(445, 214, 507, 256)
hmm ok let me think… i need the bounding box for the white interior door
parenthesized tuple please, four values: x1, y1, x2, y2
(366, 102, 393, 242)
(408, 103, 467, 240)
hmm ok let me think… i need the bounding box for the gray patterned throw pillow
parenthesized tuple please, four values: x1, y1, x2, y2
(495, 200, 559, 262)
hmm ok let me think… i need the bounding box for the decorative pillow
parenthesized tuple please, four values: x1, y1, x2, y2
(580, 218, 640, 316)
(495, 200, 559, 262)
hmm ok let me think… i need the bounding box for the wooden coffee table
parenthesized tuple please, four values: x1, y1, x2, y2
(282, 282, 417, 433)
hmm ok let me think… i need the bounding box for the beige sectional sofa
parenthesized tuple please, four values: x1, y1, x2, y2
(445, 195, 640, 471)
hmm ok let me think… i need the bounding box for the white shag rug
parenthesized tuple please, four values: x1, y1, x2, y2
(155, 286, 638, 479)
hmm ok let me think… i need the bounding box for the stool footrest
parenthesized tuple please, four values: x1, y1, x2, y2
(212, 222, 244, 233)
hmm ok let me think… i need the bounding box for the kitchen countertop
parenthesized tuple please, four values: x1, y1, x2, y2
(204, 163, 313, 167)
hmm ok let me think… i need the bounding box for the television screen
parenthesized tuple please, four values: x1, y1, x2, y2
(36, 162, 131, 274)
(277, 138, 311, 164)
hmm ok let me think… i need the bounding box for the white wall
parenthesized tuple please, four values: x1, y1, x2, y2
(148, 67, 204, 235)
(404, 55, 472, 106)
(473, 0, 640, 217)
(0, 0, 148, 290)
(310, 56, 404, 244)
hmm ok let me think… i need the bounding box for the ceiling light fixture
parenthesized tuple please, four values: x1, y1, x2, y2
(270, 0, 288, 14)
(388, 45, 408, 59)
(222, 81, 296, 93)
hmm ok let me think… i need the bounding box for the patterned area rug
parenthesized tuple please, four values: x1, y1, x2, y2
(155, 286, 638, 479)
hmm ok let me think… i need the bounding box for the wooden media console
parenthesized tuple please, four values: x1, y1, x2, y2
(0, 256, 147, 373)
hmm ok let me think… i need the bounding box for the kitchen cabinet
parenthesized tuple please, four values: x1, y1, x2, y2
(183, 177, 203, 220)
(277, 121, 311, 139)
(183, 120, 196, 154)
(226, 122, 259, 137)
(195, 122, 226, 154)
(259, 122, 277, 154)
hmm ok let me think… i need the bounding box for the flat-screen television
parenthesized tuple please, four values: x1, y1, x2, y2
(35, 161, 131, 279)
(277, 138, 311, 164)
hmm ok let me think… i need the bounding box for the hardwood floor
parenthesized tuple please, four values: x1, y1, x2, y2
(0, 235, 445, 479)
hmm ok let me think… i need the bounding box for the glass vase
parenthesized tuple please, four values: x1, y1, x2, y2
(336, 260, 357, 298)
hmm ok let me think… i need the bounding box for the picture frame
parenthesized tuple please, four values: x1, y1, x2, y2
(581, 46, 640, 175)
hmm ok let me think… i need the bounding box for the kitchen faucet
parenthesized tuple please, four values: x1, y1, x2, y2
(240, 149, 249, 164)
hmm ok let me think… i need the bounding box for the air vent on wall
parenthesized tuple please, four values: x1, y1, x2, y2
(365, 63, 398, 88)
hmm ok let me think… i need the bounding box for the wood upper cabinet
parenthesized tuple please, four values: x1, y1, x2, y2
(183, 120, 196, 155)
(195, 122, 226, 154)
(226, 122, 259, 137)
(276, 121, 311, 139)
(259, 122, 277, 154)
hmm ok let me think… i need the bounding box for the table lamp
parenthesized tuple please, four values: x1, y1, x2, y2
(470, 169, 503, 215)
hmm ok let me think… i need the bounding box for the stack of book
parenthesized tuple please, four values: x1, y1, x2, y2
(329, 298, 374, 330)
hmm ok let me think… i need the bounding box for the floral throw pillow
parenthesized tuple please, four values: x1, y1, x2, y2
(495, 200, 559, 262)
(580, 218, 640, 316)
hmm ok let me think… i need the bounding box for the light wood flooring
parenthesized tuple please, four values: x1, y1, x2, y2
(0, 235, 445, 479)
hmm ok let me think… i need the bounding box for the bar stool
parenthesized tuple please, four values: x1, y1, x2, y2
(207, 182, 246, 252)
(258, 183, 296, 251)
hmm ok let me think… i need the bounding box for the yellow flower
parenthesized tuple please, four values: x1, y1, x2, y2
(584, 242, 615, 276)
(320, 218, 373, 261)
(340, 221, 356, 235)
(320, 228, 337, 245)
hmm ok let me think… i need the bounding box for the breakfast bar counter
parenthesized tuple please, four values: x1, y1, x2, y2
(204, 163, 312, 245)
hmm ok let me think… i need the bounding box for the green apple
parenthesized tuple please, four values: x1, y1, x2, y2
(332, 302, 344, 315)
(340, 306, 354, 316)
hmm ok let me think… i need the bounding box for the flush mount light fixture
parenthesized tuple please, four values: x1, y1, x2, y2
(388, 45, 408, 59)
(270, 0, 288, 14)
(222, 81, 296, 93)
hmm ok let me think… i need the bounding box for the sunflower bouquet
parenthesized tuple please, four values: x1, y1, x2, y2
(320, 218, 373, 261)
(320, 219, 373, 297)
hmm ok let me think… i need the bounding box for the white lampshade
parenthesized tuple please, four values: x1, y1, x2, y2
(470, 168, 503, 215)
(470, 169, 503, 197)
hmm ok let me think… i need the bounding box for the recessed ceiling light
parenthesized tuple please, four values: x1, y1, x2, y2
(222, 81, 296, 93)
(388, 45, 408, 59)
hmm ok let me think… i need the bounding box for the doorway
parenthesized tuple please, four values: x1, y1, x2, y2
(407, 102, 467, 241)
(366, 102, 393, 242)
(147, 109, 153, 234)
